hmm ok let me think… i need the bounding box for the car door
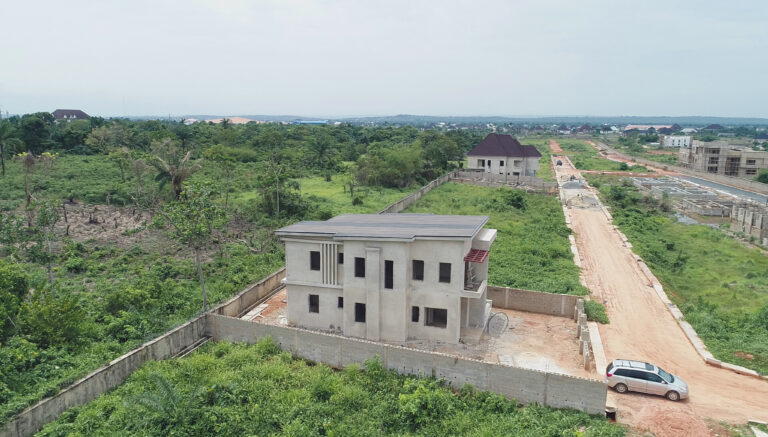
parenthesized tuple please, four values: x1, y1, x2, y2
(644, 372, 668, 396)
(624, 370, 648, 393)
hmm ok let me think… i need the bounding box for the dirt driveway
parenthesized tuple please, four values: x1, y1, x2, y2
(552, 141, 768, 436)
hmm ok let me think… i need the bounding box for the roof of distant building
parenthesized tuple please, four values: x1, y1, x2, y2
(52, 109, 89, 120)
(275, 214, 489, 241)
(467, 133, 541, 158)
(623, 124, 674, 131)
(205, 117, 262, 124)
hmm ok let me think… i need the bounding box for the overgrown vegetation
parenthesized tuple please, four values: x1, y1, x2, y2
(587, 174, 768, 373)
(558, 139, 648, 172)
(405, 183, 587, 295)
(584, 300, 609, 324)
(38, 339, 624, 436)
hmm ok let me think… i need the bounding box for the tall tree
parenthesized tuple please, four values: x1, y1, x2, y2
(309, 133, 339, 181)
(149, 139, 201, 198)
(33, 201, 61, 285)
(202, 145, 236, 211)
(0, 120, 23, 177)
(154, 182, 226, 312)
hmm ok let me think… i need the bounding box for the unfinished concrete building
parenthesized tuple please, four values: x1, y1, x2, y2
(731, 204, 768, 245)
(275, 214, 497, 344)
(679, 140, 768, 179)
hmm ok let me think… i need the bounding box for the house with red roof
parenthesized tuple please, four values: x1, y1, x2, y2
(466, 133, 542, 177)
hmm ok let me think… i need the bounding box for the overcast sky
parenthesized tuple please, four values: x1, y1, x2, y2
(2, 0, 767, 118)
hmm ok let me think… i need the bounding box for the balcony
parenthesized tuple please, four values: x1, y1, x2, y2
(461, 279, 487, 298)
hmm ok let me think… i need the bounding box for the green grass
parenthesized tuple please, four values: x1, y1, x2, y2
(519, 138, 556, 181)
(601, 138, 680, 166)
(586, 174, 768, 373)
(557, 139, 648, 172)
(405, 183, 587, 294)
(37, 339, 625, 437)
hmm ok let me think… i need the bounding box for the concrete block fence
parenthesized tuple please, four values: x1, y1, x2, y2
(207, 313, 607, 415)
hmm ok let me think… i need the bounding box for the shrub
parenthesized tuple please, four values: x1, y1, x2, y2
(584, 300, 609, 324)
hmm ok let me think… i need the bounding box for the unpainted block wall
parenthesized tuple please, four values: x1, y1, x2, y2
(487, 286, 579, 317)
(207, 314, 607, 415)
(213, 267, 286, 318)
(1, 316, 206, 437)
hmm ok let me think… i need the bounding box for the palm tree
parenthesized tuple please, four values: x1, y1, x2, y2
(0, 121, 23, 177)
(149, 139, 201, 198)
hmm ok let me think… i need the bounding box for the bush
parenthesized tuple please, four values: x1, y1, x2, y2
(584, 300, 609, 324)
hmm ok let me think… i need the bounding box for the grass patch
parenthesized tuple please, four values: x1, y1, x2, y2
(558, 139, 648, 172)
(405, 183, 587, 294)
(586, 174, 768, 373)
(38, 339, 625, 436)
(584, 300, 609, 324)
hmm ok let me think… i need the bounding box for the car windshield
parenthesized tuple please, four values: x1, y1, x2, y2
(657, 367, 674, 383)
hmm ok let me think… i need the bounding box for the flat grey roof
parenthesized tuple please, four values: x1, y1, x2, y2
(275, 214, 489, 240)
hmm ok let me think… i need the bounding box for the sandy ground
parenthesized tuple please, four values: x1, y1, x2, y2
(552, 140, 768, 436)
(251, 290, 592, 378)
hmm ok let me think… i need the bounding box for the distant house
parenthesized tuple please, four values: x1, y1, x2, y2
(52, 109, 89, 122)
(623, 124, 679, 135)
(659, 135, 691, 148)
(702, 124, 724, 132)
(578, 124, 593, 133)
(466, 133, 541, 177)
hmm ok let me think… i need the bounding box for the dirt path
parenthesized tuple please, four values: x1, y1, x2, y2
(549, 139, 563, 153)
(583, 140, 680, 176)
(553, 154, 768, 436)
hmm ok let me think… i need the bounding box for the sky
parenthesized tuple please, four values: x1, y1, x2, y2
(2, 0, 767, 118)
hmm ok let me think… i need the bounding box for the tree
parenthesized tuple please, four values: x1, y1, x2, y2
(149, 138, 201, 198)
(20, 114, 52, 154)
(202, 145, 236, 210)
(32, 201, 61, 285)
(756, 169, 768, 184)
(154, 182, 226, 311)
(108, 147, 132, 182)
(14, 152, 56, 207)
(0, 260, 29, 341)
(308, 133, 339, 181)
(0, 120, 23, 177)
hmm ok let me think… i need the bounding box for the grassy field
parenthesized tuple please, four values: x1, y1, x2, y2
(600, 138, 679, 166)
(586, 174, 768, 373)
(38, 339, 624, 437)
(557, 139, 649, 172)
(404, 183, 587, 294)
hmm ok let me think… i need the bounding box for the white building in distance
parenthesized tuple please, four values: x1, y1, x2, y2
(275, 214, 497, 344)
(466, 133, 541, 177)
(660, 135, 692, 148)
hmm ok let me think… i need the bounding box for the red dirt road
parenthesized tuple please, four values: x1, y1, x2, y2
(553, 149, 768, 436)
(549, 139, 564, 153)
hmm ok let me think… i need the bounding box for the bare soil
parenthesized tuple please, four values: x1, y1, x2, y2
(553, 150, 768, 436)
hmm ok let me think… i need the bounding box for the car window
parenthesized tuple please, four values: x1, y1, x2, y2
(625, 370, 646, 380)
(646, 373, 663, 383)
(657, 367, 674, 383)
(613, 369, 629, 377)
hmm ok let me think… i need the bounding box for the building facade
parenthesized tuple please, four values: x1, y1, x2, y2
(660, 135, 691, 148)
(466, 133, 541, 177)
(679, 140, 768, 178)
(275, 214, 497, 344)
(731, 204, 768, 246)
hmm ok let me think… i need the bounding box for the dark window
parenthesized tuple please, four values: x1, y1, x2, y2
(355, 257, 365, 278)
(439, 263, 451, 283)
(646, 373, 663, 383)
(625, 370, 646, 380)
(384, 260, 393, 289)
(310, 251, 320, 271)
(412, 260, 424, 281)
(338, 252, 344, 264)
(309, 294, 319, 313)
(613, 369, 629, 377)
(425, 307, 447, 328)
(411, 306, 419, 322)
(355, 303, 366, 323)
(500, 160, 504, 166)
(337, 296, 344, 308)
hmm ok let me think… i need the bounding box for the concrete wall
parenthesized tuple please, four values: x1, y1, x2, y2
(487, 286, 579, 317)
(453, 170, 557, 191)
(212, 267, 286, 318)
(378, 172, 453, 214)
(1, 316, 207, 437)
(207, 313, 607, 415)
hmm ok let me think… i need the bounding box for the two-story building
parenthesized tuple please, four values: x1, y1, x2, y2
(466, 133, 541, 177)
(275, 214, 497, 344)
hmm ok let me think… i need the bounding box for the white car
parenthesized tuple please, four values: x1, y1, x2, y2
(606, 359, 689, 401)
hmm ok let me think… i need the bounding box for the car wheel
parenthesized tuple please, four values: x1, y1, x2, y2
(614, 383, 628, 394)
(666, 391, 680, 401)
